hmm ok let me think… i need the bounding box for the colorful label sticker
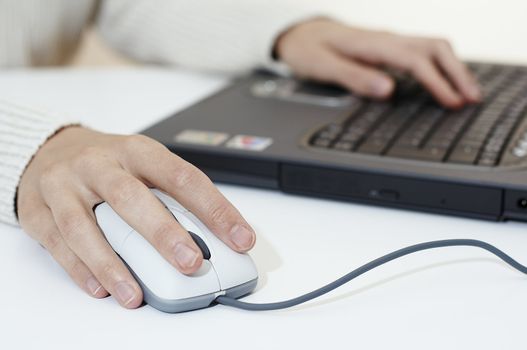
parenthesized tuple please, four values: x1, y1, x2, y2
(174, 130, 229, 146)
(226, 135, 273, 151)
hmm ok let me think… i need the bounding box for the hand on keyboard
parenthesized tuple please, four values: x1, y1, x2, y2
(274, 18, 481, 109)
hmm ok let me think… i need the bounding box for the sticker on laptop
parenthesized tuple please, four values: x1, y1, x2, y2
(225, 135, 273, 151)
(173, 129, 229, 146)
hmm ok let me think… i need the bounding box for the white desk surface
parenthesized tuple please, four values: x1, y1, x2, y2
(2, 2, 527, 349)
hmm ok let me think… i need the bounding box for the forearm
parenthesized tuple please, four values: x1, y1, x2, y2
(0, 100, 75, 225)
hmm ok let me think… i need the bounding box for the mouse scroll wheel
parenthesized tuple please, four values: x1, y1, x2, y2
(188, 231, 211, 260)
(164, 205, 211, 260)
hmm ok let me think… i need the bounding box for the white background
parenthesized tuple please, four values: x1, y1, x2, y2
(333, 0, 527, 64)
(1, 1, 527, 349)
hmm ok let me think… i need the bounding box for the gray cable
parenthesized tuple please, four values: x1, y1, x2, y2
(215, 239, 527, 311)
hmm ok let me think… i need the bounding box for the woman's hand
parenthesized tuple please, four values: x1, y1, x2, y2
(17, 126, 256, 308)
(275, 18, 481, 109)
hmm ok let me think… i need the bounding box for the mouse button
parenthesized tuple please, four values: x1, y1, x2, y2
(121, 233, 221, 300)
(94, 202, 133, 251)
(151, 189, 187, 213)
(188, 260, 213, 277)
(188, 231, 211, 260)
(212, 251, 258, 291)
(202, 232, 258, 290)
(168, 212, 258, 290)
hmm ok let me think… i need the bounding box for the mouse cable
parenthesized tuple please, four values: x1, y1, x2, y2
(215, 239, 527, 311)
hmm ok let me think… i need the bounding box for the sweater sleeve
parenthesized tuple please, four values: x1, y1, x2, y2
(0, 100, 75, 226)
(95, 0, 324, 73)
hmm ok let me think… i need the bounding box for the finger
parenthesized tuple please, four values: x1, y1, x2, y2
(41, 186, 143, 309)
(297, 47, 395, 98)
(359, 49, 463, 108)
(428, 39, 482, 102)
(407, 55, 464, 108)
(31, 205, 109, 299)
(84, 166, 203, 274)
(331, 34, 464, 108)
(118, 135, 256, 253)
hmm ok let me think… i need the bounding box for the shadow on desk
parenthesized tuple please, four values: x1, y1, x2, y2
(249, 226, 283, 291)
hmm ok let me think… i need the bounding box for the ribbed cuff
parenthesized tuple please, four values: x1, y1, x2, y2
(0, 100, 76, 226)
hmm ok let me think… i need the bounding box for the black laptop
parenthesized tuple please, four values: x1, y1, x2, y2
(142, 62, 527, 222)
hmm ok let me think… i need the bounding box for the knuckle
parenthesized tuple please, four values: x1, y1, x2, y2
(58, 214, 85, 239)
(122, 134, 157, 152)
(120, 135, 168, 165)
(151, 221, 177, 247)
(100, 261, 117, 279)
(208, 203, 231, 228)
(39, 164, 67, 190)
(71, 146, 103, 171)
(42, 231, 62, 253)
(68, 258, 86, 277)
(169, 166, 198, 189)
(106, 176, 141, 207)
(410, 58, 428, 75)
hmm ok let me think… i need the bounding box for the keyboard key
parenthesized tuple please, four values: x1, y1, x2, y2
(421, 144, 448, 161)
(389, 106, 444, 152)
(340, 131, 362, 143)
(358, 102, 423, 154)
(389, 144, 447, 161)
(333, 141, 354, 151)
(358, 136, 390, 155)
(513, 147, 527, 157)
(478, 154, 498, 166)
(448, 143, 480, 164)
(313, 138, 331, 148)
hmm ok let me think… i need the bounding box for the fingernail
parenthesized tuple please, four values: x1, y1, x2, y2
(86, 276, 102, 296)
(115, 282, 136, 306)
(370, 79, 393, 97)
(231, 225, 255, 251)
(174, 242, 199, 268)
(449, 96, 464, 109)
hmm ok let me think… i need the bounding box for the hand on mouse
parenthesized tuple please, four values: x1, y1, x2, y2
(274, 18, 481, 109)
(16, 126, 256, 308)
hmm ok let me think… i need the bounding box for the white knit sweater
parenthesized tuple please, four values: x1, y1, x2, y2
(0, 0, 321, 225)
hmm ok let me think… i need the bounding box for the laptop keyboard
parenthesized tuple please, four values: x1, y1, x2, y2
(308, 63, 527, 167)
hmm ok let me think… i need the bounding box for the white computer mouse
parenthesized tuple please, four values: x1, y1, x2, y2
(95, 189, 258, 313)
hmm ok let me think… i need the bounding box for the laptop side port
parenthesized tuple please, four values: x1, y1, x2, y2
(504, 190, 527, 220)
